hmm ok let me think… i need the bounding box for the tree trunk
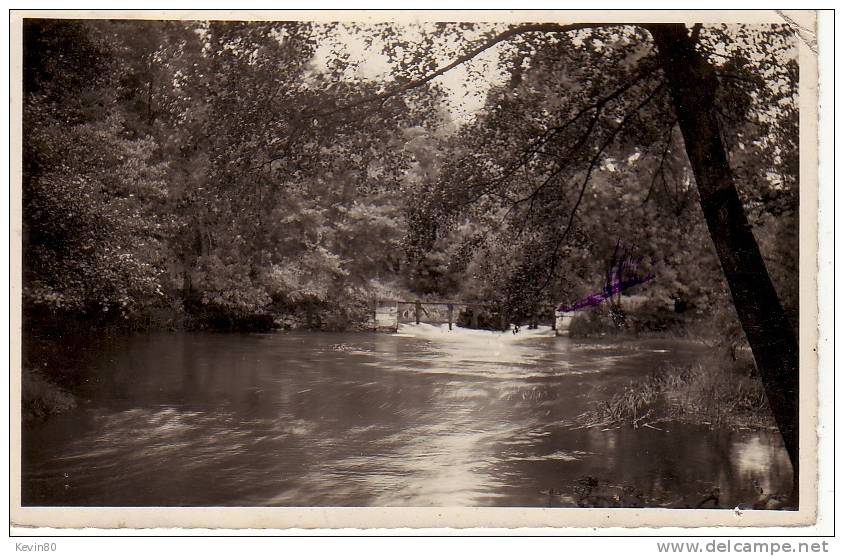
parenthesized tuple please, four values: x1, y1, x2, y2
(648, 24, 799, 500)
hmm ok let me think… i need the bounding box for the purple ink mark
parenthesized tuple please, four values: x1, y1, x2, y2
(558, 273, 655, 312)
(559, 239, 655, 313)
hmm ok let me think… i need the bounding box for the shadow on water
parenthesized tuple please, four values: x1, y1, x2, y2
(22, 325, 792, 507)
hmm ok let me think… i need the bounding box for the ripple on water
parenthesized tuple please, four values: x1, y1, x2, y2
(506, 449, 593, 462)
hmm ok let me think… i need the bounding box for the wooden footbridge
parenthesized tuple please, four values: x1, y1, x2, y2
(372, 299, 576, 336)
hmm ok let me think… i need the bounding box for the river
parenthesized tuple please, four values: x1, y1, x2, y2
(22, 324, 792, 507)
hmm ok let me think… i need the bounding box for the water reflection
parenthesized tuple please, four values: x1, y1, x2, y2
(22, 326, 792, 507)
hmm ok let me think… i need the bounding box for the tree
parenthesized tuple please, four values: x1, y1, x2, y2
(22, 20, 173, 323)
(647, 24, 799, 493)
(171, 21, 444, 327)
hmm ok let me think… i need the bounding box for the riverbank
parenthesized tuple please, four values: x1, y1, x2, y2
(21, 368, 77, 423)
(570, 349, 774, 432)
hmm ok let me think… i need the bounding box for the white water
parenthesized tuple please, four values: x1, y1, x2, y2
(390, 323, 560, 377)
(395, 322, 555, 340)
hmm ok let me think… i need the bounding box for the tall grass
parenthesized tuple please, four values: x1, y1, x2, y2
(572, 353, 772, 430)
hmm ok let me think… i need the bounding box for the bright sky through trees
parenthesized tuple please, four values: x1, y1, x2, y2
(310, 23, 512, 122)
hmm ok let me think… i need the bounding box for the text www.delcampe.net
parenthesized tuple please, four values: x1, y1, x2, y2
(656, 541, 831, 554)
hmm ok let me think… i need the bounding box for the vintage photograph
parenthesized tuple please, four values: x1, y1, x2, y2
(12, 10, 818, 527)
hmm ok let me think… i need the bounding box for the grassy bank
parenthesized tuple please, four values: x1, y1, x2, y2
(571, 352, 774, 431)
(22, 368, 77, 423)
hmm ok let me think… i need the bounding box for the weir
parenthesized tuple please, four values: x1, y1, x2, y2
(554, 310, 575, 336)
(372, 299, 575, 337)
(374, 302, 399, 333)
(373, 299, 472, 333)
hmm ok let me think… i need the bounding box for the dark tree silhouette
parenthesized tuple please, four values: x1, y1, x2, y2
(647, 23, 799, 499)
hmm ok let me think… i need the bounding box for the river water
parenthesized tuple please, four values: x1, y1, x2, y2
(22, 325, 792, 507)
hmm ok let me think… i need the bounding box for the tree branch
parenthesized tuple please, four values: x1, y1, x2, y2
(452, 57, 660, 218)
(256, 22, 646, 173)
(510, 59, 660, 205)
(534, 80, 668, 297)
(642, 119, 677, 205)
(689, 23, 703, 44)
(315, 22, 628, 119)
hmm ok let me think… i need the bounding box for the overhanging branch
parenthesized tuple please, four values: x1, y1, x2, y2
(314, 22, 629, 119)
(532, 79, 668, 297)
(452, 57, 660, 217)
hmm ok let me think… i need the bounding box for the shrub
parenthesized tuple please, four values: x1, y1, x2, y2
(568, 310, 619, 337)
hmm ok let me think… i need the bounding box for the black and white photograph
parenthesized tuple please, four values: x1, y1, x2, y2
(10, 9, 823, 530)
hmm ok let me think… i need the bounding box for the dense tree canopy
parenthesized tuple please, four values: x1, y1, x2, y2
(23, 19, 446, 328)
(23, 19, 798, 324)
(391, 23, 798, 331)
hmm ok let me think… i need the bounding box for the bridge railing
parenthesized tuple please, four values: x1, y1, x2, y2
(372, 299, 571, 335)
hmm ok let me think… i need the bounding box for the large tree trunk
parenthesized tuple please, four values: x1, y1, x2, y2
(647, 24, 800, 501)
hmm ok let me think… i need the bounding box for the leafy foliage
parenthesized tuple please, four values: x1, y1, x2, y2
(22, 20, 798, 337)
(22, 19, 444, 330)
